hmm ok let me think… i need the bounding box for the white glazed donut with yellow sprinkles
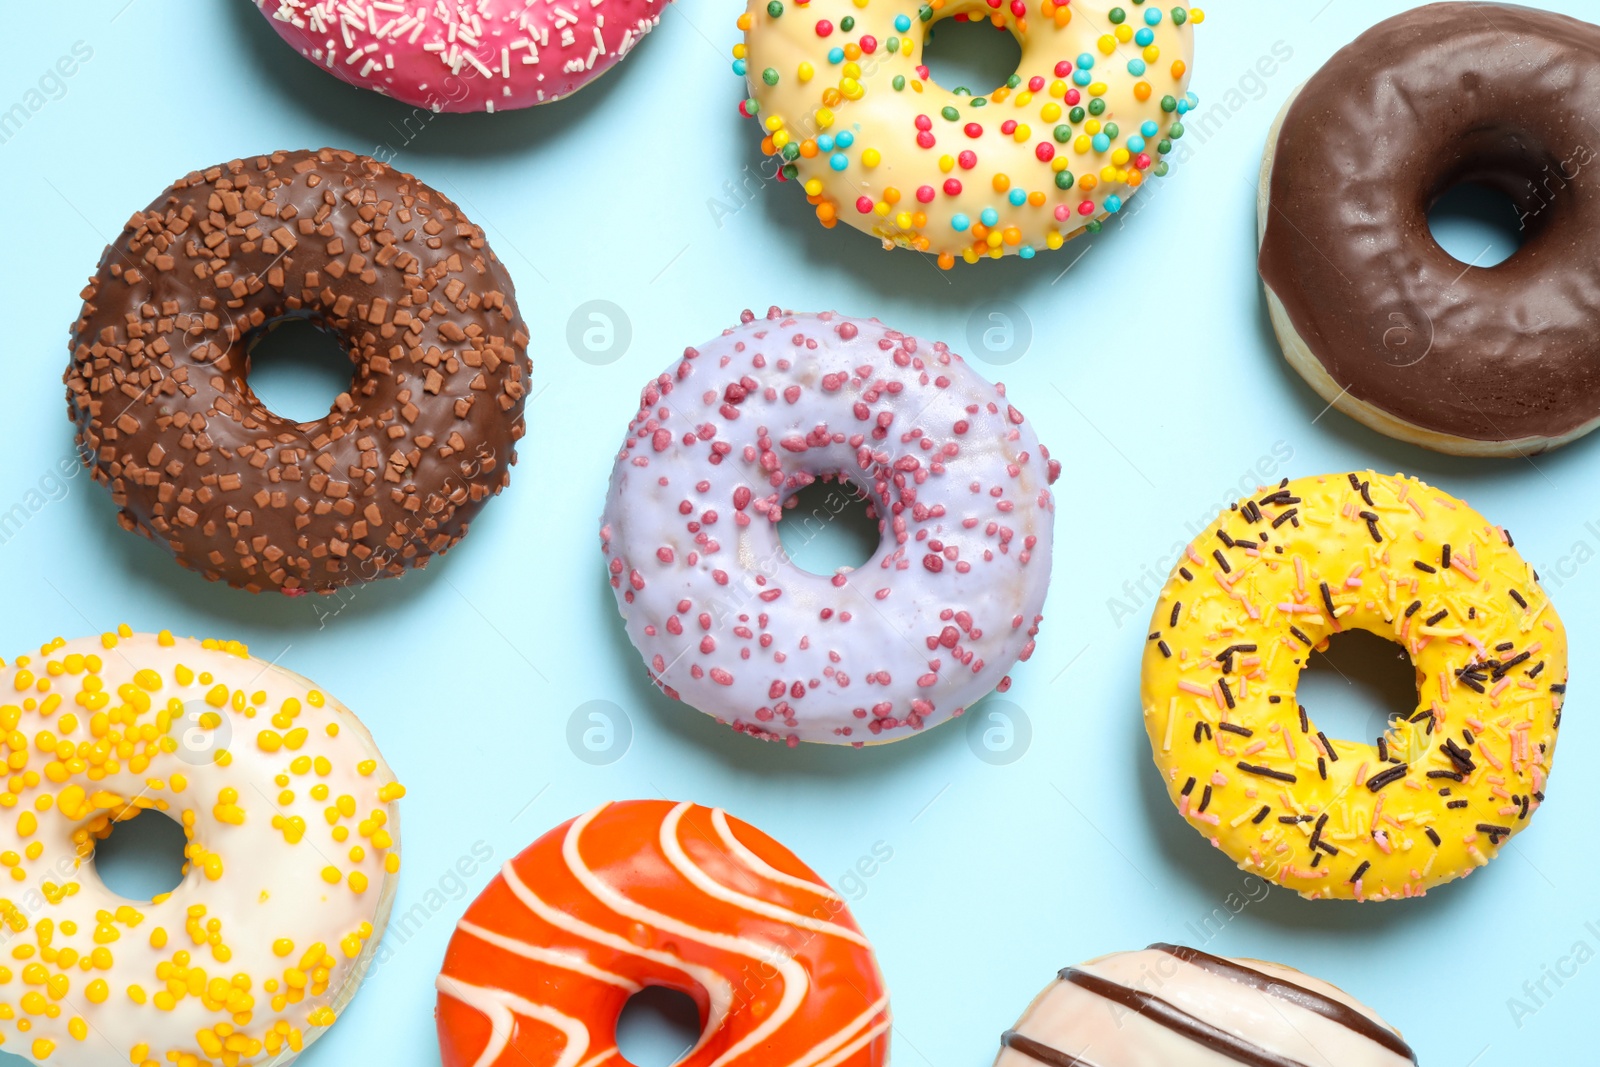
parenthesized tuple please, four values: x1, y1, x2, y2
(0, 628, 402, 1066)
(734, 0, 1200, 267)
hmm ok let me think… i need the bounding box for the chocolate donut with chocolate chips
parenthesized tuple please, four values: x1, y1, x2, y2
(66, 148, 531, 594)
(1258, 3, 1600, 457)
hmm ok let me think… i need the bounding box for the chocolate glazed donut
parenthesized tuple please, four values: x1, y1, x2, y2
(66, 148, 531, 593)
(1258, 3, 1600, 457)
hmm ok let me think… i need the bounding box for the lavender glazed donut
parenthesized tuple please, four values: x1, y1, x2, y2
(254, 0, 672, 111)
(600, 308, 1059, 746)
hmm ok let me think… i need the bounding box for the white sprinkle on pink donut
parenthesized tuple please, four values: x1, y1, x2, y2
(254, 0, 669, 112)
(600, 308, 1059, 747)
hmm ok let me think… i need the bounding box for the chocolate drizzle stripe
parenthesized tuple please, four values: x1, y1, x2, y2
(1058, 967, 1312, 1067)
(1150, 944, 1416, 1063)
(1000, 1030, 1102, 1067)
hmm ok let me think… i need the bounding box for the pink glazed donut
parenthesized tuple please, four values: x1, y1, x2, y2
(600, 308, 1059, 747)
(254, 0, 671, 111)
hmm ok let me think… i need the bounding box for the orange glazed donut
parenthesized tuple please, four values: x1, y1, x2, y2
(435, 799, 890, 1067)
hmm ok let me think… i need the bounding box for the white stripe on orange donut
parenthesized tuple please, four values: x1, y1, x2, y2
(710, 808, 843, 901)
(454, 920, 644, 992)
(661, 803, 869, 945)
(436, 976, 591, 1067)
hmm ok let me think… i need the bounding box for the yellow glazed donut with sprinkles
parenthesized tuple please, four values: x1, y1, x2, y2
(1140, 472, 1566, 902)
(0, 628, 403, 1066)
(734, 0, 1200, 266)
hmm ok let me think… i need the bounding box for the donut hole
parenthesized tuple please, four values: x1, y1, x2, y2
(778, 475, 881, 575)
(615, 986, 701, 1067)
(1296, 628, 1420, 747)
(921, 15, 1023, 97)
(244, 316, 357, 424)
(91, 810, 189, 902)
(1427, 182, 1523, 268)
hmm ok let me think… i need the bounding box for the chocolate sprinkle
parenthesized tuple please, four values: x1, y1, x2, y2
(1237, 761, 1297, 784)
(1366, 764, 1408, 792)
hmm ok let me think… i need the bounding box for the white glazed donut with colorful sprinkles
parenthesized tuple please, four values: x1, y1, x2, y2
(600, 308, 1058, 746)
(0, 628, 403, 1067)
(254, 0, 671, 111)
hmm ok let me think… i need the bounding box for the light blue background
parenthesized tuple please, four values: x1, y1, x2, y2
(0, 1, 1593, 1063)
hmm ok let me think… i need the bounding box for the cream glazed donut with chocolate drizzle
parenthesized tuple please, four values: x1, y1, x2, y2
(600, 308, 1058, 745)
(998, 944, 1416, 1067)
(254, 0, 672, 111)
